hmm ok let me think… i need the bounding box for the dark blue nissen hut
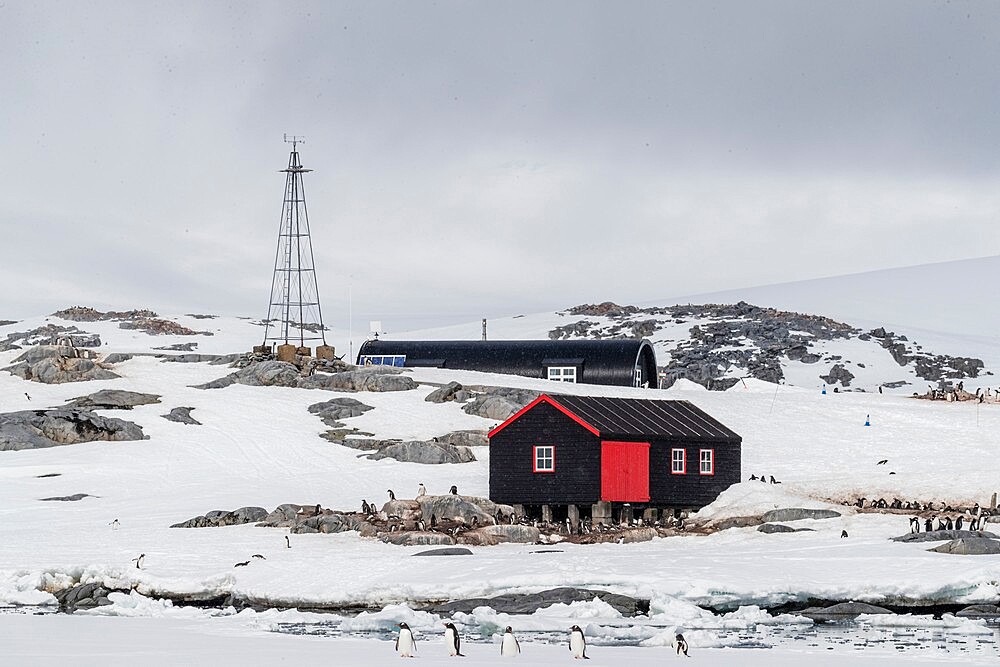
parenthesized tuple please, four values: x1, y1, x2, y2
(356, 339, 658, 388)
(488, 394, 741, 523)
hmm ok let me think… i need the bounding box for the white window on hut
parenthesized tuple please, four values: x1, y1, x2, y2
(533, 445, 555, 472)
(547, 366, 577, 383)
(671, 448, 686, 475)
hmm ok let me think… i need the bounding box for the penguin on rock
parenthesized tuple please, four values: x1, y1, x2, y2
(500, 626, 520, 657)
(396, 622, 416, 658)
(569, 625, 589, 659)
(443, 622, 464, 657)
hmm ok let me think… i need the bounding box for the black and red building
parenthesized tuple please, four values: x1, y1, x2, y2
(488, 394, 741, 515)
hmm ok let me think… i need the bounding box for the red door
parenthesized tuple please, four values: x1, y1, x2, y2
(600, 441, 650, 502)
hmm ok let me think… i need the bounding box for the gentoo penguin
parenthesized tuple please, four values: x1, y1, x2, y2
(132, 553, 145, 569)
(443, 621, 464, 656)
(234, 560, 250, 567)
(24, 392, 31, 400)
(569, 625, 588, 659)
(252, 554, 266, 560)
(388, 489, 396, 501)
(285, 535, 291, 548)
(841, 530, 848, 538)
(956, 515, 964, 531)
(361, 499, 372, 515)
(449, 485, 458, 495)
(396, 622, 416, 658)
(675, 633, 689, 656)
(500, 626, 520, 657)
(109, 518, 120, 530)
(417, 483, 427, 498)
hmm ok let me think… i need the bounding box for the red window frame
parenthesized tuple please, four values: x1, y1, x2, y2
(671, 448, 686, 475)
(533, 445, 555, 473)
(699, 448, 715, 476)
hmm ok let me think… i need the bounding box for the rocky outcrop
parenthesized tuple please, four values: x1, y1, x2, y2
(4, 346, 119, 384)
(436, 430, 489, 448)
(196, 362, 417, 393)
(308, 398, 375, 427)
(427, 586, 646, 616)
(956, 604, 1000, 618)
(159, 353, 243, 365)
(928, 538, 1000, 555)
(799, 602, 893, 621)
(367, 441, 476, 464)
(153, 342, 198, 351)
(54, 582, 116, 611)
(0, 409, 146, 451)
(162, 407, 201, 425)
(40, 493, 94, 501)
(118, 318, 212, 336)
(63, 390, 162, 410)
(758, 523, 814, 534)
(0, 324, 102, 352)
(891, 530, 998, 543)
(52, 306, 158, 322)
(416, 495, 508, 526)
(820, 364, 855, 387)
(170, 506, 269, 528)
(462, 387, 539, 421)
(299, 368, 417, 392)
(760, 508, 841, 522)
(381, 531, 456, 546)
(425, 381, 473, 404)
(412, 547, 473, 556)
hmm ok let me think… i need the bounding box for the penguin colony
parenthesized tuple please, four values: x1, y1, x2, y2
(393, 623, 631, 659)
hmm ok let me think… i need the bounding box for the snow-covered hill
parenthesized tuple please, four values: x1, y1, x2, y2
(2, 304, 1000, 663)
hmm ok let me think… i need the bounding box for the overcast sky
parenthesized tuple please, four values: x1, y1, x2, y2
(2, 1, 999, 332)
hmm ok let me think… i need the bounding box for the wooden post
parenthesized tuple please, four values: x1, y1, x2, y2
(992, 492, 997, 511)
(541, 505, 553, 523)
(568, 504, 580, 530)
(315, 345, 335, 360)
(591, 501, 612, 526)
(276, 344, 297, 363)
(620, 504, 634, 526)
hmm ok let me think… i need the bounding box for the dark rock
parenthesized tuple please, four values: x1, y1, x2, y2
(160, 353, 243, 364)
(428, 587, 643, 617)
(308, 398, 375, 426)
(367, 441, 476, 464)
(891, 530, 998, 543)
(477, 524, 540, 543)
(761, 508, 841, 522)
(757, 523, 815, 533)
(171, 506, 268, 528)
(425, 381, 465, 403)
(380, 531, 456, 546)
(153, 342, 198, 352)
(819, 364, 855, 387)
(462, 387, 539, 421)
(162, 407, 201, 425)
(412, 547, 474, 556)
(956, 604, 1000, 618)
(928, 538, 1000, 555)
(799, 602, 893, 621)
(40, 493, 94, 502)
(712, 516, 763, 530)
(300, 368, 418, 392)
(63, 390, 162, 410)
(0, 409, 146, 451)
(103, 353, 134, 364)
(4, 346, 119, 384)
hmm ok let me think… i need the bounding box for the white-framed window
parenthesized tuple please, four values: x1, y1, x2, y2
(359, 355, 406, 367)
(699, 449, 715, 476)
(547, 366, 577, 383)
(671, 448, 686, 475)
(533, 445, 555, 473)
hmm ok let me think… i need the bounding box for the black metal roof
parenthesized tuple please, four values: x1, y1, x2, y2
(356, 339, 658, 387)
(548, 394, 741, 441)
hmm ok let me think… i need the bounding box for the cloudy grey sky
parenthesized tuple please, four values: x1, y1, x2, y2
(2, 1, 999, 331)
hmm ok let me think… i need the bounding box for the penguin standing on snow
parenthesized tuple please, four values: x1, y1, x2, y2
(396, 622, 416, 657)
(675, 633, 690, 656)
(417, 483, 427, 498)
(443, 622, 464, 656)
(500, 626, 520, 657)
(569, 625, 588, 659)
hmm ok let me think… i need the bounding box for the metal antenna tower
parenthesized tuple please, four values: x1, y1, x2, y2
(261, 135, 327, 348)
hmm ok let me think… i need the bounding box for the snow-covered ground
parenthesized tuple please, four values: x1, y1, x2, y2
(2, 310, 1000, 664)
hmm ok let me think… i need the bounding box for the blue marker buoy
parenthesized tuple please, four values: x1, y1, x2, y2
(822, 384, 827, 395)
(864, 414, 871, 427)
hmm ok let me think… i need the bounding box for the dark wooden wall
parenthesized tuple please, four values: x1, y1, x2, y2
(648, 438, 742, 509)
(489, 402, 602, 505)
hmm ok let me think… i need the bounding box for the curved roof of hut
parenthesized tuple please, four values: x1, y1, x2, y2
(356, 338, 658, 387)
